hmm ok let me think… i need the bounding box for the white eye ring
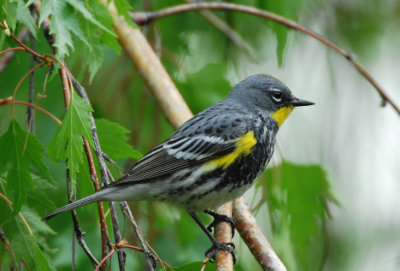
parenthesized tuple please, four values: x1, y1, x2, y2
(271, 91, 283, 103)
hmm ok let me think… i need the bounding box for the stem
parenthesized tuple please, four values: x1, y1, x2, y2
(95, 247, 116, 271)
(0, 99, 62, 125)
(131, 2, 400, 115)
(8, 31, 44, 60)
(11, 62, 45, 117)
(26, 34, 35, 133)
(233, 197, 287, 271)
(82, 136, 109, 271)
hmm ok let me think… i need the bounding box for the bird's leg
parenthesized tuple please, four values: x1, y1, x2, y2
(204, 210, 237, 238)
(189, 212, 236, 264)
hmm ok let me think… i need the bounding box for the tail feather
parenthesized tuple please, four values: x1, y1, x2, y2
(42, 187, 115, 221)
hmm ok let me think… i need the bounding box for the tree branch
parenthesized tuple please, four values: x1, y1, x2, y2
(214, 202, 234, 270)
(233, 197, 286, 271)
(131, 2, 400, 115)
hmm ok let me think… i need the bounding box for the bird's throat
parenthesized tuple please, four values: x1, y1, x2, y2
(271, 106, 294, 126)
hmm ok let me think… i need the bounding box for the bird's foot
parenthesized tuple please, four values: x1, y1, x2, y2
(204, 210, 237, 238)
(205, 241, 236, 264)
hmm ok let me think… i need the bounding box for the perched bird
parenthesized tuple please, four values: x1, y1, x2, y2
(43, 74, 313, 262)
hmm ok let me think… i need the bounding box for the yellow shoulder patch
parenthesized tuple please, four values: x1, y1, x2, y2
(203, 131, 257, 170)
(271, 106, 294, 126)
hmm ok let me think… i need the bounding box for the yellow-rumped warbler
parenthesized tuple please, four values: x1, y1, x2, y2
(43, 74, 313, 261)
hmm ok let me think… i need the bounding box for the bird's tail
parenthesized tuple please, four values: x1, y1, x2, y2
(42, 186, 118, 221)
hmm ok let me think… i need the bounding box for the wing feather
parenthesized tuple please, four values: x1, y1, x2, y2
(113, 135, 236, 184)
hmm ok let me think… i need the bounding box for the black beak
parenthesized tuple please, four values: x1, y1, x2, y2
(290, 97, 314, 107)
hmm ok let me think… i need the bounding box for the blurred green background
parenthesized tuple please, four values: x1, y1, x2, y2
(1, 0, 399, 270)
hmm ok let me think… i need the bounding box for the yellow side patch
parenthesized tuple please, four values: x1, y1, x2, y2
(203, 131, 257, 170)
(271, 106, 294, 126)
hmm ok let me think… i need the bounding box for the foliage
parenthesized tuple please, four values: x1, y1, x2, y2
(0, 0, 395, 270)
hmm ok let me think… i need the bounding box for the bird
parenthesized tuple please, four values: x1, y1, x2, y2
(42, 74, 314, 262)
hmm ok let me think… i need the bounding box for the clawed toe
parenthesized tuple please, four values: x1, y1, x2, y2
(204, 210, 237, 238)
(205, 241, 236, 264)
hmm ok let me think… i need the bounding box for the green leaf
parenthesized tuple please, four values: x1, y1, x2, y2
(48, 91, 93, 190)
(66, 0, 115, 36)
(17, 0, 38, 38)
(114, 0, 137, 28)
(39, 0, 90, 59)
(3, 1, 18, 31)
(21, 206, 56, 235)
(3, 206, 54, 270)
(33, 242, 53, 271)
(261, 0, 303, 66)
(84, 24, 105, 82)
(0, 119, 52, 212)
(96, 118, 142, 160)
(264, 161, 335, 271)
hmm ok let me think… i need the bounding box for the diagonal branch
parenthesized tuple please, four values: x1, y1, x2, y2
(233, 197, 287, 271)
(130, 2, 400, 115)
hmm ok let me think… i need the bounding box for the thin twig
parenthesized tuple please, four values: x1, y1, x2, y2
(120, 202, 157, 270)
(103, 153, 124, 176)
(0, 98, 62, 125)
(95, 247, 116, 271)
(233, 197, 286, 271)
(131, 2, 400, 115)
(0, 228, 17, 263)
(82, 136, 109, 271)
(109, 201, 126, 270)
(4, 28, 44, 61)
(0, 28, 30, 73)
(66, 169, 99, 266)
(11, 62, 45, 116)
(26, 33, 35, 133)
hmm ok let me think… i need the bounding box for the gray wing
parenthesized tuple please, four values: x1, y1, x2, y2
(112, 105, 250, 185)
(122, 135, 236, 182)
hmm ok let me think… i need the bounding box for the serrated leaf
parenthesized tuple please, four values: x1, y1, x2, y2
(21, 206, 56, 235)
(4, 206, 54, 270)
(0, 119, 52, 211)
(48, 91, 93, 190)
(114, 0, 137, 28)
(90, 0, 120, 52)
(40, 0, 90, 59)
(17, 0, 37, 38)
(96, 118, 142, 160)
(265, 161, 335, 271)
(66, 0, 115, 36)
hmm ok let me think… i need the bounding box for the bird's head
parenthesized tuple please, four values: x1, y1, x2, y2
(228, 74, 314, 126)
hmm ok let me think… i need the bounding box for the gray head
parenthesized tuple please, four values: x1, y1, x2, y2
(226, 74, 314, 126)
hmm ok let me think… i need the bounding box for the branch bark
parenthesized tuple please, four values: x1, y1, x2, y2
(215, 202, 234, 271)
(233, 197, 286, 271)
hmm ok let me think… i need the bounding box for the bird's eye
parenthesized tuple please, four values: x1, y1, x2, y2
(271, 91, 283, 103)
